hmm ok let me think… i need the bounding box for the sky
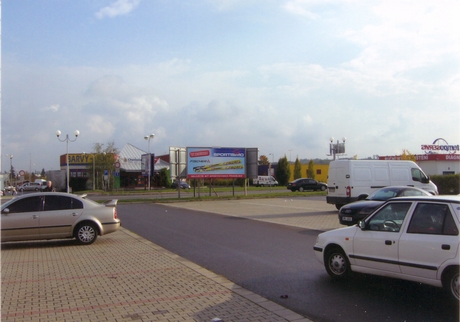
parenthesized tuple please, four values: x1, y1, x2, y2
(1, 0, 459, 174)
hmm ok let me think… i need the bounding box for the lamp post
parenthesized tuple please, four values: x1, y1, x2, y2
(268, 153, 274, 192)
(329, 137, 346, 160)
(29, 153, 32, 182)
(83, 152, 96, 190)
(144, 133, 155, 190)
(56, 130, 79, 193)
(5, 154, 13, 185)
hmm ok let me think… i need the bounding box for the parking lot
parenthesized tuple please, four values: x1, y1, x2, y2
(1, 197, 337, 322)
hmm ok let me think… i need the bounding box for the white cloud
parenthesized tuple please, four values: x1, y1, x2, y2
(95, 0, 141, 19)
(41, 104, 60, 112)
(87, 115, 116, 136)
(283, 0, 320, 19)
(2, 0, 459, 172)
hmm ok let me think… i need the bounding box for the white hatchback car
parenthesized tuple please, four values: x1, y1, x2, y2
(314, 195, 460, 300)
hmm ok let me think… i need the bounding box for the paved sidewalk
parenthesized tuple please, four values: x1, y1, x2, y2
(1, 198, 337, 322)
(165, 198, 342, 231)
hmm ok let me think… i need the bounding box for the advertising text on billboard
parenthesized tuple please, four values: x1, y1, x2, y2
(187, 147, 246, 178)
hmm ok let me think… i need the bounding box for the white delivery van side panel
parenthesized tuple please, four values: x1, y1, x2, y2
(352, 162, 390, 194)
(326, 160, 438, 209)
(389, 164, 412, 186)
(351, 163, 373, 197)
(373, 166, 390, 187)
(327, 160, 392, 208)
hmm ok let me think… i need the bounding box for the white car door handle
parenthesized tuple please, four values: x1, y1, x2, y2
(33, 215, 39, 219)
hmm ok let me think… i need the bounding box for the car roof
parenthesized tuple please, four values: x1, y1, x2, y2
(387, 195, 460, 203)
(2, 192, 87, 204)
(370, 186, 431, 195)
(375, 185, 427, 191)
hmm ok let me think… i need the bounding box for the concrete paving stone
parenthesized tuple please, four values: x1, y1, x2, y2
(1, 198, 325, 322)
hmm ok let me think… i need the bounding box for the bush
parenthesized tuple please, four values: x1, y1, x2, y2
(430, 174, 460, 195)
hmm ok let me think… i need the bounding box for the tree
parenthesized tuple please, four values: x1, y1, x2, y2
(307, 160, 316, 179)
(158, 168, 171, 187)
(294, 158, 302, 179)
(259, 155, 269, 165)
(275, 156, 291, 185)
(401, 149, 416, 162)
(87, 142, 120, 191)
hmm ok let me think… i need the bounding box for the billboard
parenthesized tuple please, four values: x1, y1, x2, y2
(141, 153, 155, 177)
(187, 147, 246, 178)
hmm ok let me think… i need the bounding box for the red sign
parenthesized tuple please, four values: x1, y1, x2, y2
(380, 154, 460, 161)
(189, 150, 210, 158)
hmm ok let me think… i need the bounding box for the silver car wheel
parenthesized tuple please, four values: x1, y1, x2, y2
(76, 223, 97, 245)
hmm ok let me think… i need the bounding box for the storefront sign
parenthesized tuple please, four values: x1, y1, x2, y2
(421, 138, 459, 153)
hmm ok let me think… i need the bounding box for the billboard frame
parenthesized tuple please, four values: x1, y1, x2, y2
(187, 147, 246, 179)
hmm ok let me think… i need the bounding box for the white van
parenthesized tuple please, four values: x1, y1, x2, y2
(326, 160, 438, 209)
(253, 176, 278, 187)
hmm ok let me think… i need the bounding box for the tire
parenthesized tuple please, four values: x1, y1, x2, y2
(321, 185, 326, 191)
(325, 247, 351, 279)
(299, 187, 304, 192)
(335, 204, 343, 210)
(74, 222, 98, 245)
(442, 267, 459, 301)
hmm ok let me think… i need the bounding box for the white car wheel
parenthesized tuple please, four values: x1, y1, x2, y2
(325, 248, 350, 279)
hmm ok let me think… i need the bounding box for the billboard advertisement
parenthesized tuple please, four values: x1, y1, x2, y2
(141, 153, 155, 177)
(187, 147, 246, 178)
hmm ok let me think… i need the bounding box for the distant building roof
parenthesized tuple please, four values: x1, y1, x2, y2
(119, 143, 146, 172)
(118, 143, 170, 172)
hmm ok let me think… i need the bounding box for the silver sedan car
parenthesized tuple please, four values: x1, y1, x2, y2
(1, 192, 120, 245)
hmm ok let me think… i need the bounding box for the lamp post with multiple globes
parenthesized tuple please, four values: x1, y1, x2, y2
(144, 134, 155, 190)
(56, 130, 80, 193)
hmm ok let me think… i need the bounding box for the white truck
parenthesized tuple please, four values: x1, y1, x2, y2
(253, 176, 279, 187)
(326, 160, 438, 209)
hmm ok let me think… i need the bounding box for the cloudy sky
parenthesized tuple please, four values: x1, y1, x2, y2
(2, 0, 459, 174)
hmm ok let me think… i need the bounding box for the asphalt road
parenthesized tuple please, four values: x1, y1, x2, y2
(117, 202, 459, 322)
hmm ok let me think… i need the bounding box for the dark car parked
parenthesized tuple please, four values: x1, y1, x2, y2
(287, 178, 327, 192)
(171, 181, 191, 189)
(338, 186, 431, 225)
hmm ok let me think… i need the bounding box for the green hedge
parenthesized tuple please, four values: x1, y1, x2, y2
(430, 174, 460, 195)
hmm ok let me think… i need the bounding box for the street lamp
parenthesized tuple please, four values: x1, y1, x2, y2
(329, 137, 346, 160)
(56, 130, 79, 193)
(268, 153, 274, 175)
(29, 153, 32, 182)
(144, 133, 155, 190)
(5, 154, 13, 185)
